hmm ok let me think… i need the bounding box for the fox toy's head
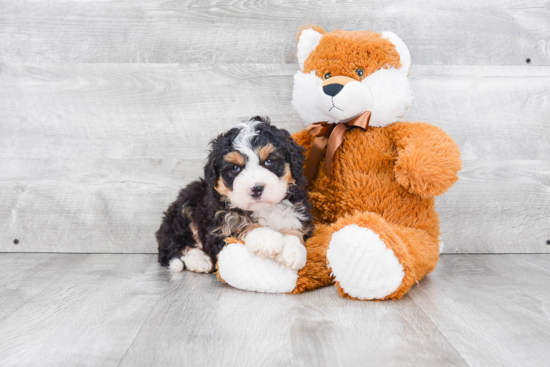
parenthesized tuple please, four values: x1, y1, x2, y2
(292, 26, 414, 127)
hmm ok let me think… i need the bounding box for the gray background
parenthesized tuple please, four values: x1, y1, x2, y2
(1, 0, 549, 254)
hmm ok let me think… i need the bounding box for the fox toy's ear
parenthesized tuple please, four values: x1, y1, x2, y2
(381, 31, 411, 73)
(297, 25, 326, 71)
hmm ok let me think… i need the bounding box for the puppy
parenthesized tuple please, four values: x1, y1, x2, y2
(157, 116, 313, 273)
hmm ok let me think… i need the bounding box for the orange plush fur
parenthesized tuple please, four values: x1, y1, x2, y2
(291, 123, 460, 299)
(288, 27, 461, 300)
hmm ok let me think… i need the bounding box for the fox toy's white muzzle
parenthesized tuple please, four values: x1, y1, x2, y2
(315, 76, 372, 122)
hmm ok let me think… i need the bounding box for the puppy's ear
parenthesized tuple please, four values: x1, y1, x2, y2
(274, 127, 306, 187)
(204, 135, 222, 197)
(287, 137, 306, 187)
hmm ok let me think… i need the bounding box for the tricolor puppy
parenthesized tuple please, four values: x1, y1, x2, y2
(157, 116, 313, 273)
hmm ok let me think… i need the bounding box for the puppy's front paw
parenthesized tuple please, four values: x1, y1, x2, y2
(181, 248, 213, 273)
(277, 236, 307, 270)
(244, 227, 284, 258)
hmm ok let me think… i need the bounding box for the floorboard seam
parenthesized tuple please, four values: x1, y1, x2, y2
(408, 293, 473, 367)
(115, 283, 167, 367)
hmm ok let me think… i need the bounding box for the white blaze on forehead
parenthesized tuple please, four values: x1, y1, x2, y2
(233, 119, 261, 165)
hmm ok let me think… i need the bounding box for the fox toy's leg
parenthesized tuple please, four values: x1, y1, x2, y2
(217, 212, 439, 299)
(326, 211, 439, 300)
(290, 224, 335, 293)
(216, 226, 335, 294)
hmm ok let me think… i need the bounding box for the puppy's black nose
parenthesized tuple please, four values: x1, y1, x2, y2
(323, 84, 344, 97)
(250, 185, 264, 199)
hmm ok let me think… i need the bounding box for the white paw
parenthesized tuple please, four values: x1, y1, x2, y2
(169, 258, 184, 272)
(181, 248, 213, 273)
(244, 227, 284, 258)
(327, 224, 405, 300)
(217, 243, 299, 293)
(275, 236, 307, 270)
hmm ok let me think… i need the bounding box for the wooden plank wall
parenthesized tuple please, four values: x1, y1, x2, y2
(1, 0, 549, 253)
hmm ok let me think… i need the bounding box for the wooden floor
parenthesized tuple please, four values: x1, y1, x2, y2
(1, 254, 549, 367)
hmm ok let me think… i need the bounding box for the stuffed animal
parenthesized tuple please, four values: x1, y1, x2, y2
(216, 26, 461, 300)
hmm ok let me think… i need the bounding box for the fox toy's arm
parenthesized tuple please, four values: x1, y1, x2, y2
(391, 122, 462, 198)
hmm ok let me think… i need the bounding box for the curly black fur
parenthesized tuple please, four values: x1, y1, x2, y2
(156, 116, 313, 270)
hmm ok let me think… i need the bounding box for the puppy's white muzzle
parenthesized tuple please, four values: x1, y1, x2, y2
(230, 166, 287, 211)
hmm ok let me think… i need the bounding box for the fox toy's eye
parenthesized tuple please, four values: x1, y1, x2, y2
(324, 72, 331, 79)
(355, 68, 364, 78)
(264, 159, 274, 166)
(231, 165, 241, 172)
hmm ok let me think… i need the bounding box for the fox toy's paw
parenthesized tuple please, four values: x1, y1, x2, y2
(327, 224, 405, 300)
(217, 242, 299, 293)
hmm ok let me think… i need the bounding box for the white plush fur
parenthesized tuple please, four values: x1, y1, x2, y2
(292, 71, 328, 123)
(244, 227, 284, 258)
(361, 67, 414, 127)
(292, 67, 413, 127)
(381, 31, 411, 73)
(314, 79, 371, 122)
(327, 224, 405, 300)
(181, 248, 213, 273)
(297, 29, 324, 71)
(218, 242, 299, 293)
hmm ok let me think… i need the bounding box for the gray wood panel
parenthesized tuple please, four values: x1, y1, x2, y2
(1, 159, 548, 253)
(119, 263, 467, 367)
(0, 254, 90, 323)
(409, 254, 550, 367)
(1, 63, 548, 160)
(1, 0, 549, 65)
(1, 64, 548, 253)
(1, 253, 549, 366)
(437, 159, 550, 253)
(0, 254, 164, 367)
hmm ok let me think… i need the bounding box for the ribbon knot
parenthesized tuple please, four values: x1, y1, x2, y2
(304, 111, 371, 183)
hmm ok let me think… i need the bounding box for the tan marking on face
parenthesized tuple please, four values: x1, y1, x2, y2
(279, 228, 305, 245)
(321, 75, 355, 88)
(282, 163, 296, 185)
(256, 143, 276, 162)
(215, 178, 230, 196)
(224, 151, 246, 166)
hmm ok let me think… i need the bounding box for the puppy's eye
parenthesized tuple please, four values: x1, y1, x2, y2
(231, 165, 241, 172)
(324, 72, 331, 80)
(355, 68, 364, 78)
(264, 159, 274, 166)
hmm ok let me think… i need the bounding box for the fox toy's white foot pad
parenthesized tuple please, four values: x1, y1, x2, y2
(218, 243, 299, 293)
(327, 224, 405, 300)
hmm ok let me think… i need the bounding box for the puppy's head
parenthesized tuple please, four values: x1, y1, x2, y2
(205, 116, 305, 211)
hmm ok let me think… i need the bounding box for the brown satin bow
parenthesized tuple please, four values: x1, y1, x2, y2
(304, 111, 371, 183)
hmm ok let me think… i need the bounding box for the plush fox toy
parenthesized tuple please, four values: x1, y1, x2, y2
(216, 26, 461, 300)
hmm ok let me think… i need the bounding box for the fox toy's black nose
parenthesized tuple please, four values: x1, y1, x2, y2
(323, 83, 344, 97)
(250, 185, 264, 198)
